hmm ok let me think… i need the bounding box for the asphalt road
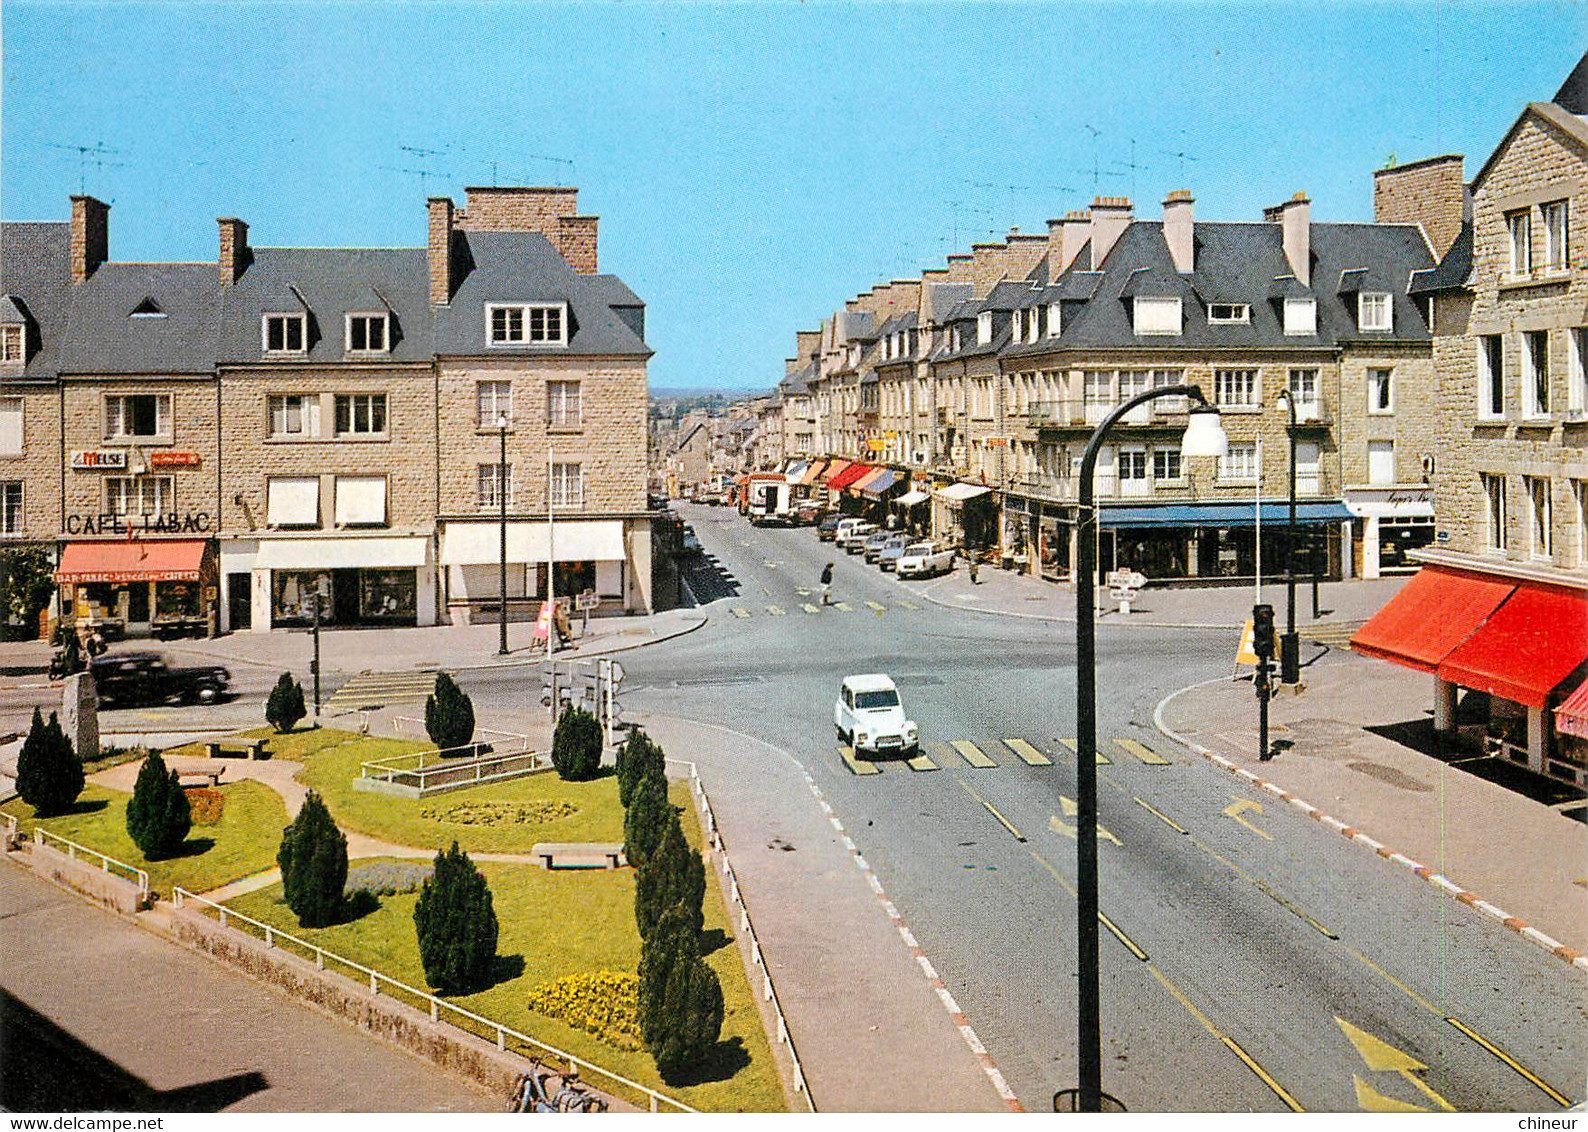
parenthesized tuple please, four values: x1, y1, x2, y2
(463, 503, 1585, 1113)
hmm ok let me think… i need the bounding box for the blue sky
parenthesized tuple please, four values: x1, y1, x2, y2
(2, 2, 1580, 391)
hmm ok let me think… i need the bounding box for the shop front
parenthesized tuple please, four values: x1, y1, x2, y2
(438, 518, 645, 622)
(855, 467, 905, 524)
(220, 535, 436, 632)
(1095, 501, 1350, 584)
(827, 462, 875, 516)
(933, 482, 996, 551)
(893, 484, 932, 538)
(1344, 487, 1436, 579)
(55, 538, 217, 639)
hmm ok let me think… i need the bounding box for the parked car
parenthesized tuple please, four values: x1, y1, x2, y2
(895, 539, 956, 579)
(89, 651, 231, 707)
(794, 504, 823, 526)
(844, 522, 878, 554)
(833, 518, 873, 550)
(876, 534, 912, 571)
(834, 673, 919, 757)
(817, 514, 844, 541)
(681, 528, 703, 555)
(861, 530, 894, 563)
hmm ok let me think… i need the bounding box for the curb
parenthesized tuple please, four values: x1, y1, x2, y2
(1151, 677, 1588, 977)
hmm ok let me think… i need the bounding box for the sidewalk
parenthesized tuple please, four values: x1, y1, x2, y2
(1156, 647, 1588, 963)
(919, 562, 1408, 631)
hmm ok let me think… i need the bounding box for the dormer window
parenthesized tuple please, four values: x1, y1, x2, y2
(1357, 293, 1392, 332)
(487, 303, 566, 346)
(1027, 310, 1040, 344)
(952, 327, 962, 352)
(977, 311, 993, 345)
(1208, 303, 1250, 325)
(1047, 302, 1062, 337)
(130, 298, 165, 318)
(1133, 297, 1182, 336)
(263, 312, 307, 354)
(1011, 310, 1023, 341)
(1283, 298, 1316, 336)
(346, 312, 389, 353)
(0, 325, 22, 363)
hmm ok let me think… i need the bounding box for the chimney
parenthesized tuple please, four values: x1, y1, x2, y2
(217, 218, 250, 285)
(69, 195, 109, 284)
(555, 214, 599, 274)
(943, 254, 976, 285)
(1047, 212, 1092, 272)
(1089, 197, 1133, 267)
(1373, 154, 1466, 260)
(970, 241, 1009, 298)
(1279, 192, 1311, 286)
(1006, 230, 1050, 280)
(428, 196, 455, 306)
(1163, 190, 1194, 274)
(796, 329, 822, 360)
(457, 186, 598, 273)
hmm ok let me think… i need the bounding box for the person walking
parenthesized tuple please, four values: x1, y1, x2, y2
(820, 561, 834, 605)
(967, 544, 980, 585)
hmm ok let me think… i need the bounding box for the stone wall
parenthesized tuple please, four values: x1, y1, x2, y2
(1373, 155, 1466, 259)
(21, 840, 145, 916)
(0, 383, 64, 540)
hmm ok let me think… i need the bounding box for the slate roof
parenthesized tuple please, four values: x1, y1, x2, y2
(60, 262, 221, 374)
(1555, 50, 1588, 115)
(0, 222, 73, 380)
(1410, 222, 1473, 294)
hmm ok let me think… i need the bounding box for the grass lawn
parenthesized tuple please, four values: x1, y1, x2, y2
(167, 726, 687, 855)
(225, 857, 786, 1113)
(1, 779, 289, 898)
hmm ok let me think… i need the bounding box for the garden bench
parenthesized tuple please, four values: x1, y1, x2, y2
(530, 842, 627, 870)
(179, 768, 225, 788)
(206, 738, 267, 760)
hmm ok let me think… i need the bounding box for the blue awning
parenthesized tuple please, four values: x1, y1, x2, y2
(859, 469, 902, 498)
(786, 461, 808, 480)
(1099, 501, 1353, 529)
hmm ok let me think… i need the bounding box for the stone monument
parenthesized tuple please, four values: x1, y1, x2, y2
(60, 671, 99, 762)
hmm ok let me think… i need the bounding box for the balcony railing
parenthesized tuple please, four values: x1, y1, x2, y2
(1027, 398, 1189, 428)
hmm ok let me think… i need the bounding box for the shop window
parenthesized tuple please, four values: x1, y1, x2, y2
(553, 560, 597, 599)
(477, 381, 512, 429)
(360, 569, 416, 621)
(268, 394, 319, 437)
(155, 581, 200, 618)
(263, 313, 307, 354)
(551, 462, 583, 509)
(1528, 476, 1553, 559)
(333, 475, 387, 527)
(273, 571, 332, 624)
(0, 396, 21, 455)
(105, 393, 170, 440)
(1483, 473, 1507, 551)
(345, 312, 389, 354)
(0, 482, 21, 535)
(267, 476, 320, 528)
(105, 475, 170, 517)
(1378, 517, 1435, 572)
(1479, 336, 1505, 419)
(547, 380, 581, 428)
(334, 393, 387, 436)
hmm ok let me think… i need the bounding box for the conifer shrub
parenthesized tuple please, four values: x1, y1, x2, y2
(622, 766, 671, 870)
(413, 841, 499, 994)
(125, 751, 191, 859)
(616, 728, 664, 809)
(551, 705, 602, 781)
(15, 708, 83, 818)
(265, 672, 306, 733)
(634, 812, 704, 941)
(277, 790, 348, 928)
(424, 672, 475, 755)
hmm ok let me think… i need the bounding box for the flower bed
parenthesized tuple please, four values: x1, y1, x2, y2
(418, 800, 578, 827)
(526, 970, 643, 1051)
(184, 787, 226, 826)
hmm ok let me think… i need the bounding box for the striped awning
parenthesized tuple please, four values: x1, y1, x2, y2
(1556, 678, 1588, 741)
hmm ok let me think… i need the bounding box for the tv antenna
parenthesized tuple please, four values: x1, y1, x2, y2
(1107, 137, 1146, 202)
(44, 141, 128, 194)
(380, 164, 451, 195)
(1081, 124, 1104, 196)
(946, 199, 993, 246)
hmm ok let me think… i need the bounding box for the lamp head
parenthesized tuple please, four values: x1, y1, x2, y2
(496, 414, 510, 430)
(1181, 403, 1229, 459)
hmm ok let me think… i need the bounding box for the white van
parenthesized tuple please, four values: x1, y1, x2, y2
(833, 518, 871, 549)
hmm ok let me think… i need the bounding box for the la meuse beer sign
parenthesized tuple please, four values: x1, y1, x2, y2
(65, 510, 213, 535)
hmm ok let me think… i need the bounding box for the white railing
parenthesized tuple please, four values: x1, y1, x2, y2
(359, 729, 544, 795)
(170, 886, 695, 1114)
(666, 757, 817, 1112)
(32, 827, 150, 901)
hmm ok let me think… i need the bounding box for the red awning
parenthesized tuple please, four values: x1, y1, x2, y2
(1350, 566, 1516, 673)
(56, 540, 207, 584)
(828, 463, 875, 490)
(1556, 678, 1588, 741)
(821, 459, 851, 485)
(1438, 583, 1588, 709)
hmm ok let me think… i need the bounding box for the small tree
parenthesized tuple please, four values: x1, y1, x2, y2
(125, 751, 191, 859)
(623, 766, 671, 870)
(552, 705, 602, 781)
(634, 813, 704, 941)
(652, 955, 724, 1084)
(265, 672, 306, 733)
(424, 672, 475, 754)
(0, 546, 58, 633)
(638, 902, 699, 1052)
(277, 790, 348, 928)
(617, 728, 664, 809)
(15, 708, 84, 817)
(413, 841, 498, 993)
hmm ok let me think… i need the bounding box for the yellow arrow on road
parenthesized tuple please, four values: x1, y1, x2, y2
(1052, 798, 1123, 845)
(1353, 1075, 1427, 1113)
(1337, 1017, 1455, 1112)
(1222, 797, 1273, 840)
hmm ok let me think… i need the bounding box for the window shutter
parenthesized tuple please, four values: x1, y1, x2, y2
(156, 396, 171, 436)
(334, 476, 387, 526)
(267, 477, 320, 527)
(0, 398, 21, 456)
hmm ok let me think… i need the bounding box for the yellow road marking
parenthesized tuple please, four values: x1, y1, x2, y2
(864, 600, 887, 613)
(899, 600, 921, 610)
(763, 561, 779, 568)
(1144, 962, 1305, 1112)
(1187, 834, 1335, 937)
(1352, 1075, 1426, 1113)
(957, 779, 1025, 842)
(1254, 880, 1337, 938)
(1336, 1017, 1454, 1112)
(766, 605, 786, 616)
(1133, 796, 1188, 834)
(1002, 738, 1052, 766)
(801, 603, 821, 614)
(1114, 737, 1170, 765)
(950, 740, 997, 768)
(1057, 796, 1123, 845)
(730, 607, 751, 619)
(1057, 737, 1109, 764)
(1028, 848, 1077, 897)
(906, 751, 939, 772)
(1097, 912, 1147, 960)
(833, 601, 854, 612)
(796, 587, 811, 596)
(1222, 797, 1273, 840)
(837, 746, 881, 776)
(1445, 1017, 1570, 1107)
(1343, 947, 1440, 1015)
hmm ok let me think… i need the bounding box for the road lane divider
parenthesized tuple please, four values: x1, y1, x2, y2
(1002, 738, 1052, 766)
(1133, 797, 1189, 835)
(1114, 737, 1170, 765)
(1444, 1017, 1571, 1107)
(950, 740, 998, 768)
(766, 606, 786, 616)
(730, 608, 751, 619)
(1187, 834, 1337, 940)
(958, 779, 1025, 843)
(832, 602, 854, 612)
(899, 600, 921, 610)
(864, 600, 887, 613)
(1097, 912, 1148, 961)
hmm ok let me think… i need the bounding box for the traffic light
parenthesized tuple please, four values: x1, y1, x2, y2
(1252, 604, 1275, 660)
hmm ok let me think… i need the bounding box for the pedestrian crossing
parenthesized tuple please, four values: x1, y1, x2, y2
(728, 597, 926, 619)
(323, 668, 443, 712)
(838, 736, 1175, 775)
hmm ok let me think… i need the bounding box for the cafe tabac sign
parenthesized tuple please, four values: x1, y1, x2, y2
(65, 510, 214, 535)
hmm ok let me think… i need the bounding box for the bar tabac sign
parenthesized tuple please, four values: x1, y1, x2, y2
(65, 510, 213, 535)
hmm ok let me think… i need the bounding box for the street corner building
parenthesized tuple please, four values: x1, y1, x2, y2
(0, 183, 654, 639)
(1351, 57, 1588, 791)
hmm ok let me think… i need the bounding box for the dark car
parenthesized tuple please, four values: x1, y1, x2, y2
(89, 651, 232, 707)
(794, 504, 823, 527)
(817, 515, 844, 541)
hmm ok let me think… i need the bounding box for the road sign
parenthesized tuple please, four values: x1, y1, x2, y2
(1234, 619, 1279, 668)
(576, 589, 599, 611)
(1105, 569, 1146, 589)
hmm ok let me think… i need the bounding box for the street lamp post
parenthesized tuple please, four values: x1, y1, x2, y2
(497, 414, 510, 657)
(1274, 391, 1300, 686)
(1075, 385, 1226, 1112)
